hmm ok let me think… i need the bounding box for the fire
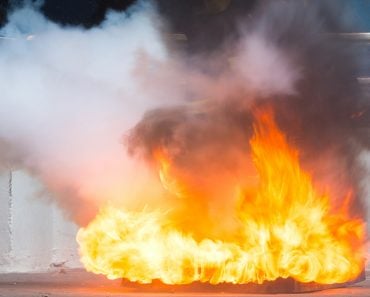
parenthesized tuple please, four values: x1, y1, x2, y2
(76, 108, 365, 285)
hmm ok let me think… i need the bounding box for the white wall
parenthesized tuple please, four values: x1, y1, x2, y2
(0, 172, 11, 269)
(0, 170, 81, 273)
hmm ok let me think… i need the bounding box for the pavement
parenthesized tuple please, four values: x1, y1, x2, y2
(0, 269, 369, 297)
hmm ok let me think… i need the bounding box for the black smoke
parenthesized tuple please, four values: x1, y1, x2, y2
(128, 0, 370, 221)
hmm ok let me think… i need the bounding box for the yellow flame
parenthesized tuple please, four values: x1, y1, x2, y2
(77, 108, 365, 285)
(154, 149, 185, 198)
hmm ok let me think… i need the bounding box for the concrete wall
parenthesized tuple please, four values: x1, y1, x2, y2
(0, 172, 11, 269)
(0, 170, 81, 273)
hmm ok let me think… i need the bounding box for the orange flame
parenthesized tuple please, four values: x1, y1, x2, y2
(77, 108, 365, 285)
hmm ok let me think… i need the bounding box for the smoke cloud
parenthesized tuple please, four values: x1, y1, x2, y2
(128, 0, 370, 237)
(0, 0, 368, 232)
(0, 1, 175, 224)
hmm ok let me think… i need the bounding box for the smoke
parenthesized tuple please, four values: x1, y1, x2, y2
(128, 0, 370, 237)
(0, 0, 368, 232)
(0, 1, 176, 224)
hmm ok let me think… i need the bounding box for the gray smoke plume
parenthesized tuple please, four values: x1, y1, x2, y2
(128, 0, 370, 237)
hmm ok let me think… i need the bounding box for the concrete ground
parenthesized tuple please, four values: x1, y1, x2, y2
(0, 269, 369, 297)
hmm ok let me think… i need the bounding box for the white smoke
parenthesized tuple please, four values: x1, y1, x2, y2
(0, 2, 173, 224)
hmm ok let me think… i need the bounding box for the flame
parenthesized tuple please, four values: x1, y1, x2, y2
(77, 108, 365, 285)
(153, 149, 186, 198)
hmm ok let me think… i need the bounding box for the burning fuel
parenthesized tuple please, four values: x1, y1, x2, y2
(77, 108, 365, 284)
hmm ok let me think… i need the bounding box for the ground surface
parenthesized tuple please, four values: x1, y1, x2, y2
(0, 269, 369, 297)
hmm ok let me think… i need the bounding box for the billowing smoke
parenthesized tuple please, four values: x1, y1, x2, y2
(0, 1, 175, 224)
(128, 0, 370, 237)
(0, 0, 368, 233)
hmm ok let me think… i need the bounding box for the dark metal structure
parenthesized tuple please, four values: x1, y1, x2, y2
(121, 270, 366, 294)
